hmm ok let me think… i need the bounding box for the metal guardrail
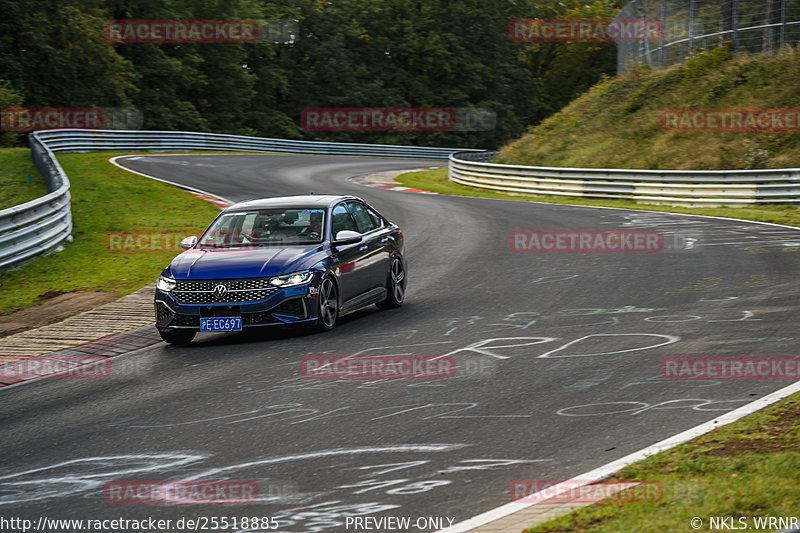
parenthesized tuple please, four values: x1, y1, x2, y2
(0, 132, 72, 270)
(0, 129, 478, 270)
(13, 128, 800, 272)
(449, 151, 800, 206)
(33, 129, 474, 160)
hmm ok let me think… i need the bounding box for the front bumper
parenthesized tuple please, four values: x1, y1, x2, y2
(154, 281, 318, 331)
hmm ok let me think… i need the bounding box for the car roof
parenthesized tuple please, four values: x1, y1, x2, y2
(225, 195, 360, 211)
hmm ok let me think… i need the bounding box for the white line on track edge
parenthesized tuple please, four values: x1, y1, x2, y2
(438, 380, 800, 532)
(108, 155, 235, 205)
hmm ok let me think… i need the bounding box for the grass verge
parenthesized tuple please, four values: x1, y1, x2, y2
(0, 151, 222, 316)
(396, 168, 800, 227)
(523, 391, 800, 533)
(0, 148, 48, 210)
(496, 47, 800, 171)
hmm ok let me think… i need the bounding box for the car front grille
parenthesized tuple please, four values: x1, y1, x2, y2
(172, 278, 278, 304)
(155, 301, 174, 324)
(242, 312, 280, 325)
(172, 314, 201, 327)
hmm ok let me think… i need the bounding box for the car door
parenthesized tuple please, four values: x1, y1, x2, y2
(330, 202, 372, 304)
(345, 200, 391, 293)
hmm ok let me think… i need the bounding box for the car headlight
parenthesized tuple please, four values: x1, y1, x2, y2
(269, 271, 314, 287)
(157, 275, 177, 292)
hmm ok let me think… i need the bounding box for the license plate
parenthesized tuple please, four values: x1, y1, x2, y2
(200, 317, 242, 332)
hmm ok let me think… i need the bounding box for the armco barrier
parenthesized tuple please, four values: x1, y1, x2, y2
(32, 129, 474, 160)
(449, 151, 800, 207)
(0, 129, 478, 270)
(9, 129, 800, 272)
(0, 133, 72, 270)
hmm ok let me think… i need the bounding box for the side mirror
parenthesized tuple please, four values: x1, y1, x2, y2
(180, 236, 198, 250)
(333, 230, 362, 246)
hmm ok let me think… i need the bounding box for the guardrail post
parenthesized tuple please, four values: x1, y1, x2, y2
(660, 0, 667, 67)
(641, 2, 653, 67)
(781, 0, 788, 46)
(688, 0, 697, 55)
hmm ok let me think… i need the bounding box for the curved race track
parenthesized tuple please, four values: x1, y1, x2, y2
(2, 153, 800, 531)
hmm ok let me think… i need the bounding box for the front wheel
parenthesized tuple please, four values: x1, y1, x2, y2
(159, 328, 196, 345)
(377, 256, 406, 310)
(315, 277, 339, 331)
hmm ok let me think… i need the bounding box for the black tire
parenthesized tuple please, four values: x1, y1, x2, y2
(376, 255, 406, 310)
(159, 329, 196, 345)
(315, 277, 339, 331)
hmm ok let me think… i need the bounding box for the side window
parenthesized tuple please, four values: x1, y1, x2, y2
(347, 201, 378, 234)
(240, 213, 257, 234)
(365, 206, 385, 229)
(331, 203, 358, 236)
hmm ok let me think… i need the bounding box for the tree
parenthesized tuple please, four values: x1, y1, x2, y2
(0, 0, 629, 147)
(14, 0, 136, 106)
(0, 80, 24, 146)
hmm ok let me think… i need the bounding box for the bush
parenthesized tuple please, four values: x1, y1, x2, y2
(0, 81, 24, 147)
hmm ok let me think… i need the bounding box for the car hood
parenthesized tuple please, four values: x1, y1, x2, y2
(168, 245, 325, 279)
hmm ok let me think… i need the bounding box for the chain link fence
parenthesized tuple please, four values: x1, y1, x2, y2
(615, 0, 800, 73)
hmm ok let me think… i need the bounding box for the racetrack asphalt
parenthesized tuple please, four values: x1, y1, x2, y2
(1, 153, 799, 532)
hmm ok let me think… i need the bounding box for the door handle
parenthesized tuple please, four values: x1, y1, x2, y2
(359, 245, 368, 251)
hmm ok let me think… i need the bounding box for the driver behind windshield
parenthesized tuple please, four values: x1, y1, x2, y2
(200, 209, 325, 248)
(248, 214, 283, 242)
(307, 213, 323, 239)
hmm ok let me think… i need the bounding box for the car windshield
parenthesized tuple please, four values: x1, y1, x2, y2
(198, 208, 326, 248)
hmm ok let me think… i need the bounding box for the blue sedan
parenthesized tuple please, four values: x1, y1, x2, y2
(154, 195, 406, 344)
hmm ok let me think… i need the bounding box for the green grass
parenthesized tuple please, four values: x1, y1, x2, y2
(0, 148, 49, 209)
(397, 168, 800, 227)
(496, 47, 800, 170)
(0, 151, 222, 316)
(522, 393, 800, 533)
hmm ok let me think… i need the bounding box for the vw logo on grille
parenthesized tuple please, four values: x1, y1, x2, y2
(213, 284, 228, 299)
